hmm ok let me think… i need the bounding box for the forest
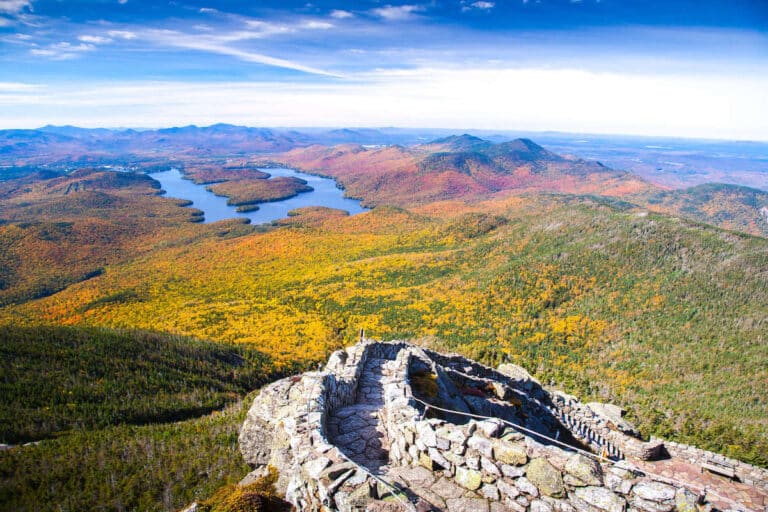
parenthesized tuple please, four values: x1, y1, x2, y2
(1, 137, 767, 510)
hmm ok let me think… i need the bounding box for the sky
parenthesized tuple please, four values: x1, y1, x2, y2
(0, 0, 767, 140)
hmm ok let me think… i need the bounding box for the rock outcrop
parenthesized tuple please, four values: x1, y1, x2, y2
(239, 340, 768, 511)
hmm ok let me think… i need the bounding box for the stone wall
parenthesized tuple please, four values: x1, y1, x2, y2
(239, 340, 764, 511)
(380, 347, 704, 512)
(549, 392, 664, 462)
(662, 439, 768, 492)
(240, 341, 375, 510)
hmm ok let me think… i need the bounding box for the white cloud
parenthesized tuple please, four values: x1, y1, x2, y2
(199, 7, 218, 14)
(0, 0, 32, 14)
(29, 48, 72, 59)
(371, 5, 424, 21)
(78, 35, 112, 44)
(107, 30, 137, 40)
(2, 32, 33, 41)
(2, 69, 765, 141)
(0, 16, 12, 26)
(135, 16, 344, 76)
(302, 20, 334, 30)
(145, 29, 339, 76)
(30, 41, 94, 60)
(330, 9, 353, 19)
(242, 19, 293, 37)
(0, 81, 42, 91)
(471, 1, 495, 9)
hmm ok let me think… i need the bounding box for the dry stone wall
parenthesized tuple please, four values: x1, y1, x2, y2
(662, 440, 768, 492)
(238, 340, 766, 511)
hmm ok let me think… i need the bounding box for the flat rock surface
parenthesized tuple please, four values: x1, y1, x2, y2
(633, 457, 768, 511)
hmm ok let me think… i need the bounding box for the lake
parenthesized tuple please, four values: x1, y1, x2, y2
(152, 167, 367, 224)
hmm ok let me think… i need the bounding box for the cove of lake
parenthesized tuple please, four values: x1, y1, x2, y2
(152, 167, 367, 224)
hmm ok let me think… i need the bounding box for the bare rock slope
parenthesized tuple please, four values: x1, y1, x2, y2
(239, 340, 768, 511)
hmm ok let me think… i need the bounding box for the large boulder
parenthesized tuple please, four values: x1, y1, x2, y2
(564, 453, 603, 486)
(586, 402, 641, 437)
(497, 363, 540, 385)
(572, 486, 626, 512)
(526, 458, 565, 498)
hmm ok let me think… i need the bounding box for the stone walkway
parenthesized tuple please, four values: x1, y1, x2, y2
(327, 357, 391, 473)
(633, 457, 768, 511)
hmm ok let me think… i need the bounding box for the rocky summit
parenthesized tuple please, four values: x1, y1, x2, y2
(238, 340, 768, 511)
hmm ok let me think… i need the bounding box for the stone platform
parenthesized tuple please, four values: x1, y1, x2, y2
(238, 340, 768, 511)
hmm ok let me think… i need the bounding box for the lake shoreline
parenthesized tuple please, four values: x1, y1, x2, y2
(151, 166, 367, 224)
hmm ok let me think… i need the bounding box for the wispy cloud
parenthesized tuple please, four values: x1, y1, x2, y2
(0, 81, 43, 91)
(371, 5, 425, 21)
(241, 19, 293, 37)
(302, 20, 334, 30)
(330, 9, 353, 19)
(0, 0, 32, 14)
(1, 32, 33, 43)
(30, 41, 94, 60)
(461, 1, 495, 12)
(0, 0, 33, 26)
(144, 28, 340, 76)
(78, 34, 112, 44)
(107, 30, 137, 40)
(129, 16, 345, 76)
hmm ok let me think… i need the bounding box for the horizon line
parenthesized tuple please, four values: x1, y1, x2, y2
(12, 123, 768, 145)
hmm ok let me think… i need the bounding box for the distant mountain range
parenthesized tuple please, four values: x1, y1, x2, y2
(0, 124, 436, 162)
(2, 123, 767, 187)
(1, 124, 767, 237)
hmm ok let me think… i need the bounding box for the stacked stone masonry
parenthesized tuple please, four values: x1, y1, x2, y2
(661, 440, 768, 493)
(238, 340, 768, 511)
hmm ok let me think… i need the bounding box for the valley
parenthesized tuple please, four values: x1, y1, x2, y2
(1, 126, 767, 510)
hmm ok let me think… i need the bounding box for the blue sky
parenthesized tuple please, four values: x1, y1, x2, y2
(1, 0, 767, 139)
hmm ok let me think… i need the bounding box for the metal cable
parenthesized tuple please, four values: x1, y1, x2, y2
(409, 396, 750, 511)
(411, 395, 613, 463)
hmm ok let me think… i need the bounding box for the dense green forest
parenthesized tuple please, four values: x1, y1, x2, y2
(0, 326, 300, 511)
(0, 326, 291, 443)
(0, 397, 253, 512)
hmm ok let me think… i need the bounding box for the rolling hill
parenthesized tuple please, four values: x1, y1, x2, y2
(272, 136, 654, 207)
(0, 167, 255, 306)
(638, 182, 768, 238)
(0, 325, 284, 444)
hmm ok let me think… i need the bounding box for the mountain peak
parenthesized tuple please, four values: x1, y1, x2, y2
(484, 138, 562, 162)
(425, 134, 494, 152)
